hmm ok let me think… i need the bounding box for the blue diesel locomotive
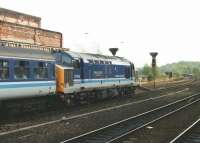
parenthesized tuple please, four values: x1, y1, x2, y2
(55, 50, 136, 104)
(0, 41, 137, 107)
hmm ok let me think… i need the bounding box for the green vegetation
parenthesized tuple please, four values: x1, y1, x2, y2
(138, 64, 162, 81)
(138, 61, 200, 81)
(160, 61, 200, 78)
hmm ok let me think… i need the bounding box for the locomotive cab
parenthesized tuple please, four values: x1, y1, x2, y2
(55, 51, 81, 95)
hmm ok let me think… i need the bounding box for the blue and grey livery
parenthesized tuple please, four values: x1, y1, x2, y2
(0, 41, 137, 104)
(55, 51, 136, 103)
(0, 41, 56, 100)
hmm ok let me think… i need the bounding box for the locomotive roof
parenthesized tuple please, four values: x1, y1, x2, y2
(64, 51, 131, 65)
(0, 45, 55, 61)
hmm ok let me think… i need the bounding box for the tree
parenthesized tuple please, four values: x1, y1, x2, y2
(141, 64, 153, 81)
(142, 64, 151, 75)
(192, 68, 200, 79)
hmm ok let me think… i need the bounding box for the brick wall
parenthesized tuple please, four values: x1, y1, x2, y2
(0, 7, 41, 28)
(0, 21, 62, 48)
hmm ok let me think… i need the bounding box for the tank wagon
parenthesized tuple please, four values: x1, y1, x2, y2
(0, 40, 137, 109)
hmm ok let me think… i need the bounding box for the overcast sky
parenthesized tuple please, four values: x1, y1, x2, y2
(1, 0, 200, 67)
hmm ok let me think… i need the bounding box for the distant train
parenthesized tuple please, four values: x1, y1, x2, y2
(0, 40, 137, 107)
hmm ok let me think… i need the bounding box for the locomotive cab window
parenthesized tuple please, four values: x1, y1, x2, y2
(34, 62, 48, 79)
(73, 59, 80, 68)
(14, 61, 30, 80)
(62, 55, 72, 66)
(125, 67, 130, 78)
(0, 60, 9, 80)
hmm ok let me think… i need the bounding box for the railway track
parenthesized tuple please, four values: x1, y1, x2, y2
(0, 80, 199, 143)
(169, 118, 200, 143)
(60, 92, 200, 143)
(0, 88, 189, 136)
(0, 81, 195, 127)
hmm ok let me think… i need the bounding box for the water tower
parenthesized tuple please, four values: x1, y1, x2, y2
(150, 52, 158, 88)
(109, 48, 118, 56)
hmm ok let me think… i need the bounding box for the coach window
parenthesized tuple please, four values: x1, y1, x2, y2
(14, 61, 30, 80)
(0, 60, 9, 80)
(51, 64, 55, 79)
(34, 62, 48, 79)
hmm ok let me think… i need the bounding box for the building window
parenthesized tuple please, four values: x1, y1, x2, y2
(34, 62, 48, 79)
(0, 60, 9, 80)
(14, 61, 30, 80)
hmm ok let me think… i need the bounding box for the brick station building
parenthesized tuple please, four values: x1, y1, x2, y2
(0, 7, 63, 49)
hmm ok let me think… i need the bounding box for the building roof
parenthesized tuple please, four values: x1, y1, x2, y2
(0, 7, 41, 22)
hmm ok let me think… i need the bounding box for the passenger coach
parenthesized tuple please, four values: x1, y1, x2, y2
(0, 41, 56, 101)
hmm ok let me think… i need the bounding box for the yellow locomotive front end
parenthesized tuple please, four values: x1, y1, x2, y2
(56, 65, 73, 95)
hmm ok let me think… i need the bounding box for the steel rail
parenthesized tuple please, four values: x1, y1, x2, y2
(0, 88, 189, 137)
(169, 118, 200, 143)
(60, 92, 200, 143)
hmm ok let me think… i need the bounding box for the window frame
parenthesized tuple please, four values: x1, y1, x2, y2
(14, 60, 30, 80)
(33, 61, 49, 80)
(0, 59, 9, 81)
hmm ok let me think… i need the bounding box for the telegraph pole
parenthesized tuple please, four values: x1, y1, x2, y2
(150, 52, 158, 88)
